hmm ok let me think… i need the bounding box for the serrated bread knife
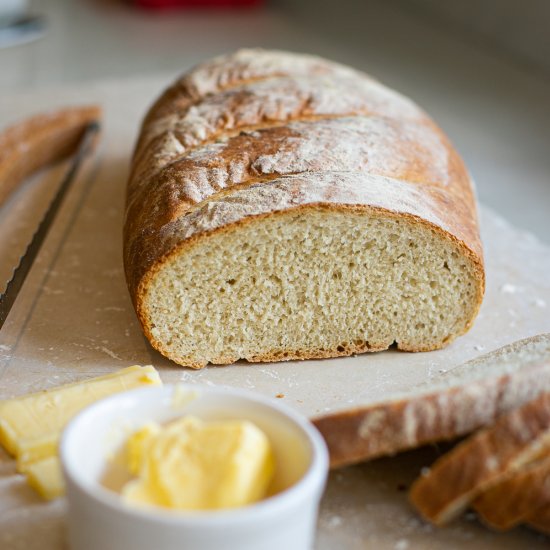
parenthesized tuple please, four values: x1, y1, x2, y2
(0, 112, 100, 329)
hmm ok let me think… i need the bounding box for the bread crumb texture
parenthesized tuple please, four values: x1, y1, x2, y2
(143, 209, 479, 368)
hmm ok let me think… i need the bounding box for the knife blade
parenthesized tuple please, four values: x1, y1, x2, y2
(0, 121, 100, 329)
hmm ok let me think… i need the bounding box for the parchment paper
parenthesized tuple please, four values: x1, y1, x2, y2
(1, 77, 549, 550)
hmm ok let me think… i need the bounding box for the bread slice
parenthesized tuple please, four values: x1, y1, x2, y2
(471, 454, 550, 530)
(314, 333, 550, 468)
(409, 391, 550, 525)
(125, 49, 484, 368)
(0, 105, 101, 207)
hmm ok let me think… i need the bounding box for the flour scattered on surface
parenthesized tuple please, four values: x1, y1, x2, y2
(258, 368, 281, 381)
(427, 362, 443, 378)
(327, 515, 343, 528)
(500, 283, 521, 294)
(0, 345, 11, 351)
(100, 347, 122, 360)
(394, 539, 409, 550)
(42, 287, 64, 295)
(534, 298, 547, 308)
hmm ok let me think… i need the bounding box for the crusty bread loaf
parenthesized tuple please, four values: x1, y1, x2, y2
(472, 454, 550, 530)
(124, 48, 484, 368)
(314, 333, 550, 467)
(0, 105, 101, 208)
(409, 391, 550, 525)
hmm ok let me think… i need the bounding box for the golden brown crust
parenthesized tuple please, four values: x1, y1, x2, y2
(124, 48, 484, 368)
(0, 105, 101, 207)
(130, 72, 422, 185)
(135, 48, 373, 152)
(409, 392, 550, 526)
(129, 116, 471, 230)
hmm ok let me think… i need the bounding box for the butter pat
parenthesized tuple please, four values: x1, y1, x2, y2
(25, 456, 64, 501)
(126, 422, 161, 476)
(0, 365, 162, 470)
(122, 416, 275, 510)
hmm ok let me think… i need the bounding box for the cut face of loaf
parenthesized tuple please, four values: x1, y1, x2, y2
(140, 173, 481, 367)
(125, 49, 484, 368)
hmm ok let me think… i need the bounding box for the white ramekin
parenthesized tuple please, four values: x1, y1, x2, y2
(60, 384, 328, 550)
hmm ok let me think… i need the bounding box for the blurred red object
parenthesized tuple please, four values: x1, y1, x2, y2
(134, 0, 262, 8)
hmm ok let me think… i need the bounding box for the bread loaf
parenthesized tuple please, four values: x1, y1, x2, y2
(124, 49, 484, 368)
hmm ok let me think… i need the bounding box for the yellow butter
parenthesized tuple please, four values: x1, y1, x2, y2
(122, 416, 275, 510)
(0, 365, 162, 470)
(25, 455, 64, 501)
(126, 422, 160, 476)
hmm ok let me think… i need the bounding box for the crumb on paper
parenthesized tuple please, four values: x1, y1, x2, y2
(275, 393, 285, 399)
(473, 344, 485, 352)
(327, 515, 343, 528)
(500, 283, 521, 294)
(395, 540, 409, 550)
